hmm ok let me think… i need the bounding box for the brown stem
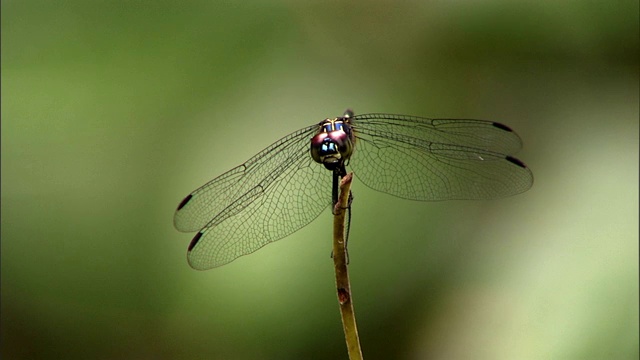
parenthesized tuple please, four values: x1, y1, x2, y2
(332, 173, 363, 360)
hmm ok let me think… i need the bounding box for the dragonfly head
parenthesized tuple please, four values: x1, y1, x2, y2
(310, 118, 355, 171)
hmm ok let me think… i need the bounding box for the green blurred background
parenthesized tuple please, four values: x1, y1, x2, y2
(2, 1, 638, 359)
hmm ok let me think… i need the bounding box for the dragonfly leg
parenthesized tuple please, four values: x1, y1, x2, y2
(331, 167, 353, 262)
(331, 164, 348, 214)
(331, 190, 353, 262)
(344, 191, 352, 264)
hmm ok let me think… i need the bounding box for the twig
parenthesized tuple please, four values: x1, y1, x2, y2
(332, 173, 363, 360)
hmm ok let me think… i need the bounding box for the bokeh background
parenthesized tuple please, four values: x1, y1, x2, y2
(2, 1, 638, 359)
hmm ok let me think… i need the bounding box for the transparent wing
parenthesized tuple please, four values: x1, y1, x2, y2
(174, 124, 333, 270)
(349, 114, 533, 200)
(174, 125, 318, 232)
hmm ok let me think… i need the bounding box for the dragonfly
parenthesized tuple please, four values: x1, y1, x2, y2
(174, 110, 533, 270)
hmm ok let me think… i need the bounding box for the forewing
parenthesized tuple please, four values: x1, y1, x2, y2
(350, 114, 533, 200)
(174, 125, 318, 232)
(181, 130, 334, 269)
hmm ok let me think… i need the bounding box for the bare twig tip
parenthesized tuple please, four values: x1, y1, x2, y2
(340, 173, 353, 185)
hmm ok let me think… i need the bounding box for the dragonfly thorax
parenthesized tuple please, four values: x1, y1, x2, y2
(310, 118, 355, 171)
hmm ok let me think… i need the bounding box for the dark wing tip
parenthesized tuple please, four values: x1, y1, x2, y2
(187, 231, 204, 251)
(492, 122, 514, 132)
(505, 155, 528, 168)
(176, 194, 193, 211)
